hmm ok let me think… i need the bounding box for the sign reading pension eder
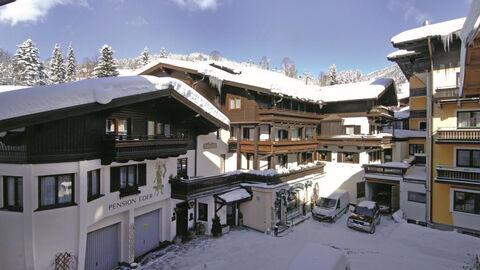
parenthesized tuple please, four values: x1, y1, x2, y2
(108, 193, 159, 211)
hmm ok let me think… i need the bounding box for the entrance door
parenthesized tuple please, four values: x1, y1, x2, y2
(391, 185, 400, 211)
(134, 209, 161, 258)
(85, 224, 119, 270)
(227, 203, 236, 226)
(176, 202, 188, 236)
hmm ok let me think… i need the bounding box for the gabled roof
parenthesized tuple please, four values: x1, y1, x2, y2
(0, 76, 229, 130)
(137, 58, 397, 105)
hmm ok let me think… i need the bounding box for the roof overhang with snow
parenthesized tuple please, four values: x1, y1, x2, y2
(459, 0, 480, 97)
(0, 76, 230, 131)
(388, 18, 465, 78)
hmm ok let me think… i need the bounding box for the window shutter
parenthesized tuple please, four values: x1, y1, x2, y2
(137, 164, 147, 186)
(110, 167, 120, 192)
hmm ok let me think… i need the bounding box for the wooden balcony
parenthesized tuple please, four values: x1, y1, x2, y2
(101, 134, 194, 165)
(436, 165, 480, 186)
(364, 164, 408, 176)
(433, 87, 459, 100)
(228, 139, 318, 154)
(0, 143, 27, 163)
(258, 108, 323, 123)
(317, 134, 392, 147)
(435, 129, 480, 144)
(170, 162, 325, 200)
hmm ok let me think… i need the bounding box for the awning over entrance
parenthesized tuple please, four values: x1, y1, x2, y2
(217, 188, 252, 203)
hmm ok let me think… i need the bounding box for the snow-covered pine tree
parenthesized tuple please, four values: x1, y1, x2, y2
(259, 56, 269, 70)
(12, 39, 45, 86)
(141, 47, 149, 66)
(160, 47, 167, 58)
(93, 45, 119, 78)
(48, 44, 66, 84)
(0, 49, 14, 85)
(326, 64, 339, 85)
(65, 43, 76, 82)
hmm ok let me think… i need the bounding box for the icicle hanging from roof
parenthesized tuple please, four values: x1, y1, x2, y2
(441, 31, 461, 52)
(208, 75, 223, 94)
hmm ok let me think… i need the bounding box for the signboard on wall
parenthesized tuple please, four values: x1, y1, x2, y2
(203, 142, 217, 149)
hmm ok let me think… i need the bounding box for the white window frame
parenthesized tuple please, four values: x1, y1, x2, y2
(449, 188, 480, 216)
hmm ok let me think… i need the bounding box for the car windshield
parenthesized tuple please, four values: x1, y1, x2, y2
(316, 198, 337, 208)
(355, 206, 374, 217)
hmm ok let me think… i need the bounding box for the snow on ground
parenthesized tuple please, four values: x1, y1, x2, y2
(139, 214, 480, 270)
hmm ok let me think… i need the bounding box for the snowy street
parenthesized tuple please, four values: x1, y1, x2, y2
(138, 214, 480, 270)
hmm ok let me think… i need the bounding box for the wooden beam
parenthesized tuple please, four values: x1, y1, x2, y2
(253, 124, 259, 170)
(236, 126, 241, 170)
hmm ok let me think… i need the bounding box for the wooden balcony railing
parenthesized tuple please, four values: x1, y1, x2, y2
(0, 143, 27, 163)
(436, 129, 480, 143)
(364, 165, 407, 176)
(409, 110, 426, 119)
(436, 165, 480, 185)
(170, 163, 325, 200)
(101, 134, 193, 165)
(433, 87, 459, 100)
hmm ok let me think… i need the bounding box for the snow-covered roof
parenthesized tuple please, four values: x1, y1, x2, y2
(394, 106, 410, 119)
(316, 78, 394, 102)
(137, 58, 395, 104)
(404, 165, 426, 181)
(358, 200, 377, 209)
(217, 188, 252, 203)
(0, 85, 28, 93)
(459, 0, 480, 96)
(391, 18, 466, 45)
(0, 76, 230, 127)
(383, 128, 426, 138)
(387, 50, 421, 59)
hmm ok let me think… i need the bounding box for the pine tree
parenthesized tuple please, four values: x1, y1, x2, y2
(326, 64, 339, 85)
(0, 49, 14, 85)
(93, 45, 119, 78)
(140, 47, 149, 66)
(48, 44, 66, 84)
(12, 39, 45, 86)
(65, 43, 76, 82)
(160, 47, 167, 58)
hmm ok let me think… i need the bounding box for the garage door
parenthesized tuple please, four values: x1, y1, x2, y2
(135, 209, 161, 258)
(85, 223, 119, 270)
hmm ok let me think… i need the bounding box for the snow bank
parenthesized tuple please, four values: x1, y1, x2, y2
(404, 165, 426, 181)
(392, 209, 406, 223)
(0, 76, 230, 126)
(391, 18, 465, 45)
(136, 58, 395, 104)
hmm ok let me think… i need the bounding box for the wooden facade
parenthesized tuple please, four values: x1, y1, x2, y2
(0, 90, 222, 165)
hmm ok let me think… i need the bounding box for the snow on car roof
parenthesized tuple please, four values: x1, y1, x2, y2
(0, 76, 230, 126)
(358, 201, 377, 209)
(137, 58, 395, 104)
(391, 18, 465, 45)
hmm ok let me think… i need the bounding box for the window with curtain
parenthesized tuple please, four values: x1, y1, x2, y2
(110, 164, 146, 197)
(87, 169, 101, 202)
(457, 149, 480, 168)
(454, 191, 480, 215)
(177, 158, 188, 179)
(3, 176, 22, 211)
(458, 111, 480, 128)
(39, 174, 74, 209)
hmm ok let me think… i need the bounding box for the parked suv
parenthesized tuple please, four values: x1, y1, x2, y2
(346, 200, 381, 234)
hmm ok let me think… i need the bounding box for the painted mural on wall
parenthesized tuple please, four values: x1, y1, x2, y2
(154, 162, 167, 195)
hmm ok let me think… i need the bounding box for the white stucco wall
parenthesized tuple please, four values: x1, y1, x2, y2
(400, 181, 426, 222)
(343, 117, 370, 134)
(196, 130, 228, 177)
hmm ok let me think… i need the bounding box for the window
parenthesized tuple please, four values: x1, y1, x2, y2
(344, 125, 360, 135)
(110, 164, 146, 196)
(457, 149, 480, 168)
(408, 191, 426, 204)
(229, 97, 241, 109)
(276, 128, 288, 141)
(277, 154, 288, 168)
(146, 121, 170, 137)
(409, 144, 425, 155)
(177, 158, 188, 179)
(198, 203, 208, 221)
(105, 119, 130, 136)
(38, 174, 74, 209)
(368, 150, 381, 163)
(317, 151, 331, 162)
(2, 176, 22, 211)
(383, 149, 392, 162)
(418, 121, 427, 130)
(458, 111, 480, 128)
(87, 169, 101, 202)
(305, 127, 314, 139)
(454, 191, 480, 215)
(339, 152, 359, 164)
(301, 152, 312, 164)
(242, 127, 253, 140)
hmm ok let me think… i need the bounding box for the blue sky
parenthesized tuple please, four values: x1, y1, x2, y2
(0, 0, 472, 76)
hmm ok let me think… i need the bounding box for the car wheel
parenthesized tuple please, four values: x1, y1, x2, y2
(369, 225, 376, 234)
